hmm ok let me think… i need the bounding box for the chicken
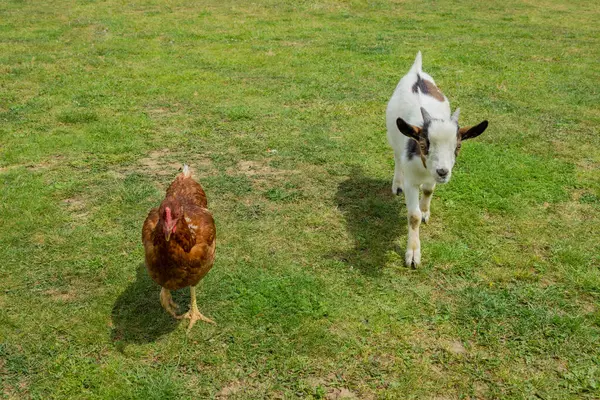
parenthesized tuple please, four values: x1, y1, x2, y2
(142, 164, 216, 332)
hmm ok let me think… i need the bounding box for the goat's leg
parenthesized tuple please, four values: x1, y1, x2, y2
(392, 151, 404, 195)
(404, 183, 422, 268)
(419, 182, 436, 224)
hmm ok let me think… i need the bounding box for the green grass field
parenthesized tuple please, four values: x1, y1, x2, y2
(1, 0, 599, 398)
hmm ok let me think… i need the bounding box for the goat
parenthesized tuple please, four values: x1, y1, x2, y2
(386, 51, 488, 268)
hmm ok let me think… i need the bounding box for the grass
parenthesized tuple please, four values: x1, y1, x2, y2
(1, 0, 599, 398)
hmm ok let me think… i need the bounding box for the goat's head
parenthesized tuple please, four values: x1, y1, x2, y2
(396, 107, 488, 183)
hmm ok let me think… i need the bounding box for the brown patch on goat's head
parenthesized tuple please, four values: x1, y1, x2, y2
(409, 214, 421, 230)
(418, 139, 428, 169)
(417, 124, 431, 168)
(419, 137, 430, 156)
(401, 116, 431, 170)
(454, 132, 462, 157)
(412, 74, 445, 102)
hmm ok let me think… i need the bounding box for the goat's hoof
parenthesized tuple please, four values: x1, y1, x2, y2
(392, 182, 403, 196)
(405, 249, 421, 268)
(421, 212, 430, 224)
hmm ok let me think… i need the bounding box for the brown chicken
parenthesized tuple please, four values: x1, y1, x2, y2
(142, 165, 216, 331)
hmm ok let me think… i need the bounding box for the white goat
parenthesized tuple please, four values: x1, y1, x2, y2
(386, 51, 488, 268)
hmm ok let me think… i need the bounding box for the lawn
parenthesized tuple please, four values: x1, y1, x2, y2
(1, 0, 599, 398)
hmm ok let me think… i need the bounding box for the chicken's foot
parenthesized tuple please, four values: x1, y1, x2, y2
(159, 287, 179, 318)
(177, 285, 215, 332)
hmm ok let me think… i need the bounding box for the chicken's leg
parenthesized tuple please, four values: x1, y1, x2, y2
(159, 287, 179, 318)
(177, 285, 215, 332)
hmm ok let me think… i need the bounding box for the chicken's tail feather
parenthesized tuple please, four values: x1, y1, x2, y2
(182, 164, 192, 178)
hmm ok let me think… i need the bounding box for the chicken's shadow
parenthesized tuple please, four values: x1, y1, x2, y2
(333, 166, 405, 275)
(111, 263, 183, 345)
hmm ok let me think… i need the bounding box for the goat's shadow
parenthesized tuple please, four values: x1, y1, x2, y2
(333, 166, 405, 275)
(111, 262, 183, 345)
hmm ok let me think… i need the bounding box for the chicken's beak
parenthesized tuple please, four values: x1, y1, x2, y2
(164, 219, 176, 242)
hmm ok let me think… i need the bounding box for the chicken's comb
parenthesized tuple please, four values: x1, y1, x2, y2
(165, 207, 172, 224)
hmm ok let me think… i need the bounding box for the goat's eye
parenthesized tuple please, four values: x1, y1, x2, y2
(419, 139, 429, 155)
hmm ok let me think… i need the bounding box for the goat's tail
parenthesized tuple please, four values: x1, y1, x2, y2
(409, 51, 422, 74)
(181, 164, 192, 178)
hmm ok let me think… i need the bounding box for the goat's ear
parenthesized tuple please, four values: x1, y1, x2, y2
(396, 118, 422, 140)
(459, 120, 488, 140)
(420, 107, 433, 124)
(451, 108, 460, 123)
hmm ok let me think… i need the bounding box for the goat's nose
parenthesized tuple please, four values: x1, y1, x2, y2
(436, 168, 449, 177)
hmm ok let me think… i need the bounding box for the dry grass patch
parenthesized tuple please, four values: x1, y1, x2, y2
(138, 148, 182, 176)
(61, 197, 88, 220)
(216, 381, 243, 398)
(43, 288, 77, 303)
